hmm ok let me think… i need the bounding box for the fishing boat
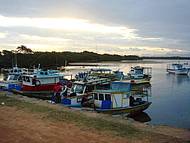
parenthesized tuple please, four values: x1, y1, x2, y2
(167, 63, 189, 75)
(61, 78, 111, 107)
(91, 81, 151, 115)
(75, 68, 124, 81)
(0, 66, 27, 90)
(123, 66, 152, 84)
(12, 69, 65, 98)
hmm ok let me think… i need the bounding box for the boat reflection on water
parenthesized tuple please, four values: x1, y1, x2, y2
(131, 83, 152, 97)
(127, 112, 151, 123)
(115, 84, 152, 122)
(128, 84, 152, 122)
(166, 73, 190, 85)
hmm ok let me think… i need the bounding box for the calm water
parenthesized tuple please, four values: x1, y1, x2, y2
(1, 60, 190, 129)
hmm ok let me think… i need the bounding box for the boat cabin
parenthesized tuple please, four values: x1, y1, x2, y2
(92, 81, 151, 114)
(22, 70, 64, 91)
(167, 63, 189, 75)
(62, 78, 111, 107)
(92, 82, 131, 109)
(129, 66, 152, 79)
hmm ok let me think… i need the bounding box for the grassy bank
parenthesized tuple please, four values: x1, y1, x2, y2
(0, 93, 139, 138)
(0, 92, 189, 142)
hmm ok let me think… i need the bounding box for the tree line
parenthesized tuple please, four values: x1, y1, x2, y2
(0, 46, 141, 69)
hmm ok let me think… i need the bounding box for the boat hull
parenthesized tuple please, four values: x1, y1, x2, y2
(167, 69, 189, 75)
(12, 89, 53, 99)
(122, 78, 151, 85)
(95, 101, 152, 115)
(11, 84, 57, 99)
(22, 84, 56, 91)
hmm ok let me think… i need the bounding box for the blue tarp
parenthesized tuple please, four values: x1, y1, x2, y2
(101, 100, 112, 109)
(61, 98, 71, 105)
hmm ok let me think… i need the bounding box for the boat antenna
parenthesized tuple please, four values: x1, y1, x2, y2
(15, 51, 18, 67)
(38, 64, 40, 70)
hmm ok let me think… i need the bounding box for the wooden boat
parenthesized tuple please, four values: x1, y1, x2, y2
(61, 78, 111, 107)
(91, 81, 151, 115)
(124, 66, 152, 84)
(75, 68, 125, 81)
(12, 69, 65, 98)
(167, 63, 189, 75)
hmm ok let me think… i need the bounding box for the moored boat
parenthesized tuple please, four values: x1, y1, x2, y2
(91, 81, 151, 115)
(61, 78, 111, 107)
(12, 69, 65, 98)
(0, 66, 26, 90)
(75, 68, 125, 81)
(123, 66, 152, 84)
(167, 63, 189, 75)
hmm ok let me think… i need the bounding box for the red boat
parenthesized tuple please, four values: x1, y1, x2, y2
(13, 69, 65, 98)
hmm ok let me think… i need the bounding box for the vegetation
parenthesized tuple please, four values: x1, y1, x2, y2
(1, 46, 189, 69)
(0, 46, 141, 68)
(0, 93, 140, 138)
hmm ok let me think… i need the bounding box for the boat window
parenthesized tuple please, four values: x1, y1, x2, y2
(72, 84, 84, 94)
(105, 94, 111, 101)
(25, 77, 30, 82)
(85, 85, 94, 92)
(94, 93, 98, 100)
(18, 76, 22, 81)
(135, 69, 143, 74)
(59, 76, 64, 80)
(7, 75, 19, 80)
(99, 94, 104, 101)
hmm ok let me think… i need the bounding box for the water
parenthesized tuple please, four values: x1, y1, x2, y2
(70, 59, 190, 129)
(1, 60, 190, 129)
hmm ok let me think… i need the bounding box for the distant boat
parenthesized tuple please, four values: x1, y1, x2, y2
(122, 66, 152, 84)
(75, 68, 125, 81)
(167, 63, 189, 75)
(90, 81, 151, 115)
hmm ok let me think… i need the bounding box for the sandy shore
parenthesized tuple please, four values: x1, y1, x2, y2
(0, 92, 190, 143)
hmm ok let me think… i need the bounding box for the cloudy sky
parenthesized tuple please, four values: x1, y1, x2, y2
(0, 0, 190, 56)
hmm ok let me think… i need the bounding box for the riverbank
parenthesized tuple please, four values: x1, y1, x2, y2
(0, 92, 190, 143)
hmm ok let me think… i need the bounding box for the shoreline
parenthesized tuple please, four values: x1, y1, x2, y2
(0, 92, 190, 143)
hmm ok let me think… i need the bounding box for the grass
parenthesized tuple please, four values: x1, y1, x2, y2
(0, 93, 141, 138)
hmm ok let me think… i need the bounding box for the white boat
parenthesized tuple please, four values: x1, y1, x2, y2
(167, 63, 189, 75)
(61, 78, 111, 107)
(123, 66, 152, 84)
(0, 66, 25, 90)
(75, 68, 125, 81)
(15, 69, 65, 97)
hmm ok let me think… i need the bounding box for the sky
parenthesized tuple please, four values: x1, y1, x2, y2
(0, 0, 190, 56)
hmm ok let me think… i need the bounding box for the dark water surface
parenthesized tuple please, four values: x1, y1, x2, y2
(1, 60, 190, 129)
(117, 60, 190, 129)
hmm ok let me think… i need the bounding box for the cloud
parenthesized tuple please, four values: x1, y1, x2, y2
(0, 0, 189, 56)
(0, 32, 8, 38)
(0, 15, 163, 42)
